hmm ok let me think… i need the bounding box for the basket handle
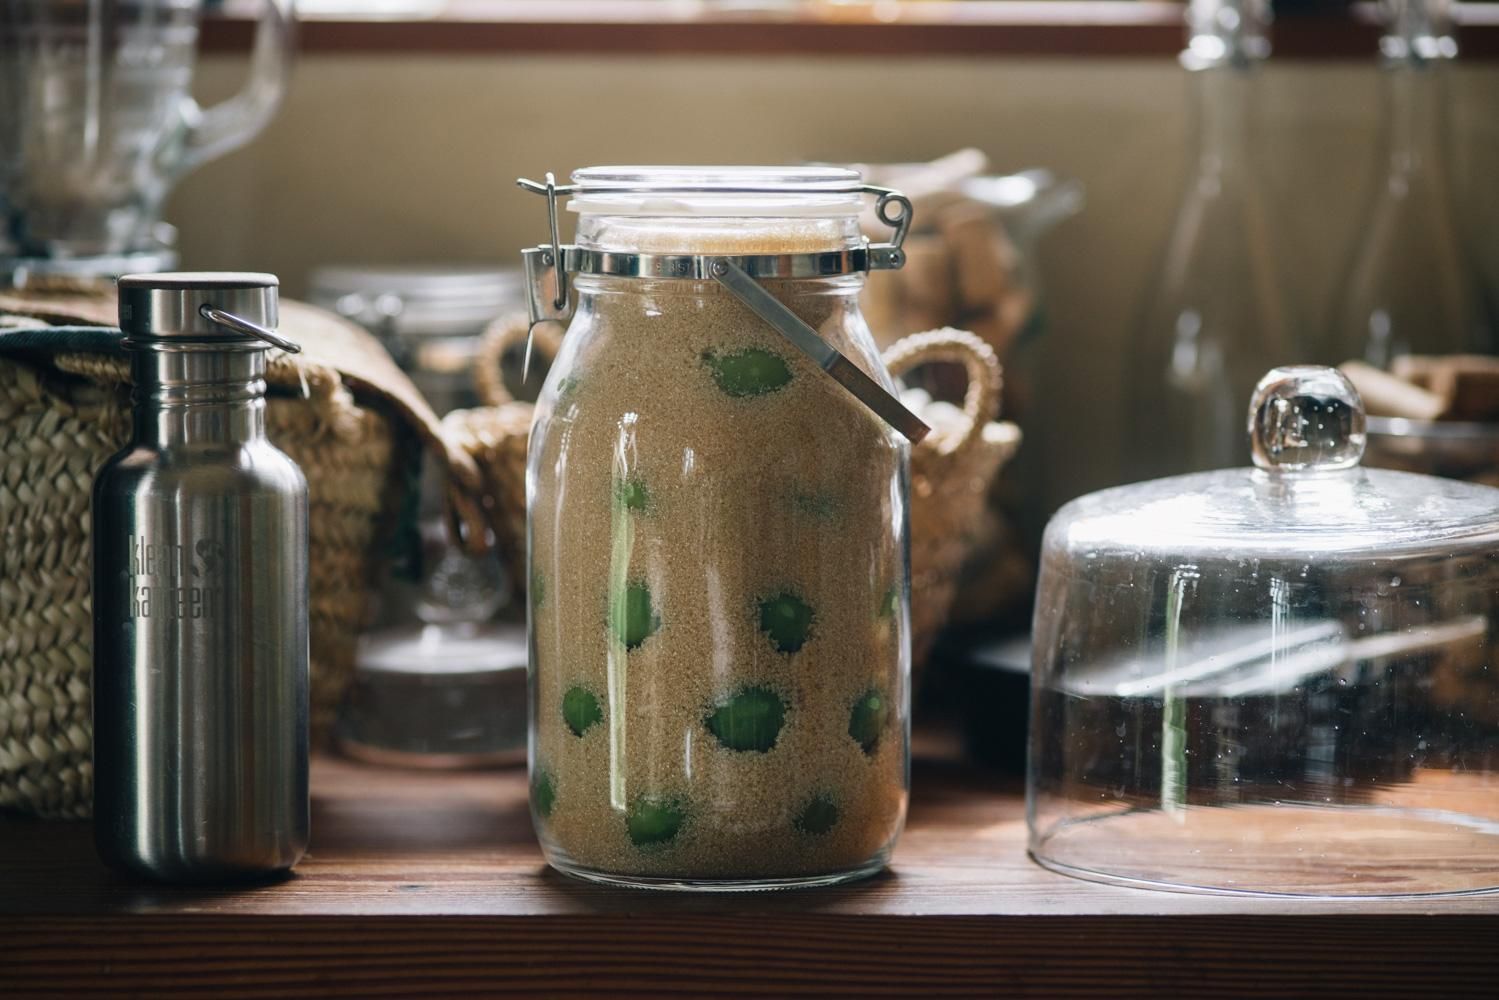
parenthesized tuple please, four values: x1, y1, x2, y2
(473, 314, 563, 406)
(880, 327, 1002, 466)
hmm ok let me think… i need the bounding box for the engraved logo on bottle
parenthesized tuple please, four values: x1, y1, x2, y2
(128, 535, 224, 619)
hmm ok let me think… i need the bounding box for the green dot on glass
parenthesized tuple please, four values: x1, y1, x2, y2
(530, 568, 546, 611)
(877, 583, 899, 620)
(848, 689, 889, 755)
(759, 592, 814, 654)
(791, 490, 839, 522)
(627, 797, 686, 847)
(562, 686, 603, 737)
(531, 769, 556, 819)
(704, 685, 787, 753)
(615, 478, 651, 513)
(610, 579, 660, 650)
(705, 348, 793, 398)
(794, 793, 840, 836)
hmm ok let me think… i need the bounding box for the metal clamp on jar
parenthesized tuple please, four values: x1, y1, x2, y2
(518, 169, 928, 446)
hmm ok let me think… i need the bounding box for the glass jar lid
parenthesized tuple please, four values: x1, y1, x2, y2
(308, 265, 524, 340)
(567, 165, 867, 219)
(516, 166, 928, 443)
(1053, 365, 1499, 562)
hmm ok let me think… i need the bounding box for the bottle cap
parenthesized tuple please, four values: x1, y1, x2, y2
(117, 272, 297, 352)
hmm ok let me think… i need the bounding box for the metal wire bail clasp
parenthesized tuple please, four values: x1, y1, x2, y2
(863, 185, 913, 271)
(516, 172, 916, 335)
(518, 173, 575, 333)
(514, 170, 925, 440)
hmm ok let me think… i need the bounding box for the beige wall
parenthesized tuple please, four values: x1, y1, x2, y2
(173, 53, 1499, 512)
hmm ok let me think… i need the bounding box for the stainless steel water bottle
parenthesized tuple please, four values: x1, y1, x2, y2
(92, 272, 309, 881)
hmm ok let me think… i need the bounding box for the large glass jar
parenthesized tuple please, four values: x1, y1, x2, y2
(522, 167, 915, 889)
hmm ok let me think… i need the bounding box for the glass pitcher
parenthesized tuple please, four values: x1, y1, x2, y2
(0, 0, 293, 277)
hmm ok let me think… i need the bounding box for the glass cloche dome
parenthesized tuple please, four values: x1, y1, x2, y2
(1028, 366, 1499, 896)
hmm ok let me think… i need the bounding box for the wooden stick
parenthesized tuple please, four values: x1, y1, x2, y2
(1340, 360, 1448, 421)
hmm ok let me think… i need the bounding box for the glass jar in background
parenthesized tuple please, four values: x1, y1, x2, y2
(309, 266, 532, 413)
(309, 264, 532, 767)
(1328, 0, 1492, 368)
(521, 166, 920, 888)
(1128, 0, 1298, 479)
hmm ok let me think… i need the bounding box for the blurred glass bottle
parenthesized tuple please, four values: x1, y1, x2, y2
(1129, 0, 1295, 478)
(1329, 0, 1491, 368)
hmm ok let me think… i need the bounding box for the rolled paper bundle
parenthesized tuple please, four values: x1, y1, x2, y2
(855, 150, 1032, 359)
(1340, 360, 1447, 421)
(941, 201, 1011, 315)
(1391, 354, 1499, 422)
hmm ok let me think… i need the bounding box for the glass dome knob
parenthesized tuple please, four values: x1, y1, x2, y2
(1248, 365, 1367, 473)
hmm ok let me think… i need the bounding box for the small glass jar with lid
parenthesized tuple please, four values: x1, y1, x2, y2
(306, 265, 531, 766)
(1029, 365, 1499, 896)
(519, 166, 925, 889)
(307, 265, 529, 416)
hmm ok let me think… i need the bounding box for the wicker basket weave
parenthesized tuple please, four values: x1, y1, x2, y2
(883, 328, 1020, 670)
(0, 292, 444, 819)
(450, 320, 1018, 676)
(441, 316, 561, 589)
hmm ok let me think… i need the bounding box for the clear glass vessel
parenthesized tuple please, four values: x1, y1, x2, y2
(315, 266, 524, 768)
(1328, 0, 1491, 367)
(524, 167, 912, 889)
(0, 0, 291, 277)
(1030, 365, 1499, 896)
(1129, 0, 1296, 478)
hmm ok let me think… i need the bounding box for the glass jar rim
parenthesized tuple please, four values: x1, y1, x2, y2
(567, 165, 866, 219)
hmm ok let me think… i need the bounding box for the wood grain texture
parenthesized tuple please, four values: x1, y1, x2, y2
(2, 751, 1497, 996)
(196, 1, 1499, 59)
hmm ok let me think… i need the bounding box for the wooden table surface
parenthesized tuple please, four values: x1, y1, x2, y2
(3, 743, 1498, 997)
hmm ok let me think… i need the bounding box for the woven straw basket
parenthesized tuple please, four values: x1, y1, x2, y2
(450, 319, 1019, 677)
(883, 328, 1020, 671)
(0, 288, 488, 819)
(442, 317, 562, 581)
(1, 292, 1014, 819)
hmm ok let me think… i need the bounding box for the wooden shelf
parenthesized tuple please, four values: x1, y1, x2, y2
(199, 1, 1499, 59)
(3, 742, 1498, 995)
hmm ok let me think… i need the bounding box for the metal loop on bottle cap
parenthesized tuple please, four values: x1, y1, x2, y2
(200, 305, 302, 354)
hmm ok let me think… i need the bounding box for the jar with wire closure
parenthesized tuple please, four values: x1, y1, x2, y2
(520, 167, 926, 889)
